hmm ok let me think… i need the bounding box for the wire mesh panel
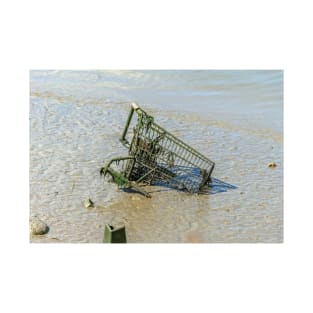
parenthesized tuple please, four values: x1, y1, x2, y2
(101, 103, 215, 197)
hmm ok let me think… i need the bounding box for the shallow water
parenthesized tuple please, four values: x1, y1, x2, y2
(29, 70, 283, 243)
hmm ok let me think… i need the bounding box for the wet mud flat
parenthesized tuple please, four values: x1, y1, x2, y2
(30, 92, 283, 243)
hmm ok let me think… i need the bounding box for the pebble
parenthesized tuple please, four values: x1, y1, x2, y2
(30, 217, 49, 235)
(267, 162, 277, 168)
(82, 198, 94, 208)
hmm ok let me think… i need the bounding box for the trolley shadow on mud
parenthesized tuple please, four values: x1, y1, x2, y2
(121, 177, 237, 196)
(152, 177, 237, 195)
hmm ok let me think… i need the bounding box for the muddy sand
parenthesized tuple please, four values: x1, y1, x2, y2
(30, 71, 283, 243)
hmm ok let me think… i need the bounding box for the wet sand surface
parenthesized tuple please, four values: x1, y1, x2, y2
(30, 71, 283, 243)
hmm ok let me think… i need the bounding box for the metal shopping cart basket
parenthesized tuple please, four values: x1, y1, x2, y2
(100, 103, 215, 198)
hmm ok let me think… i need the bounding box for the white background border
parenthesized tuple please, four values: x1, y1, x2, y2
(1, 1, 312, 312)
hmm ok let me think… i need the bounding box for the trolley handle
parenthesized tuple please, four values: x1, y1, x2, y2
(131, 102, 139, 110)
(119, 102, 147, 147)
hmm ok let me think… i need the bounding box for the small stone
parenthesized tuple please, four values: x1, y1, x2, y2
(267, 162, 277, 168)
(240, 191, 244, 195)
(82, 198, 94, 208)
(30, 217, 49, 235)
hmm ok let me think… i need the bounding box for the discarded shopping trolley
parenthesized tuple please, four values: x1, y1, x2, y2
(100, 103, 215, 197)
